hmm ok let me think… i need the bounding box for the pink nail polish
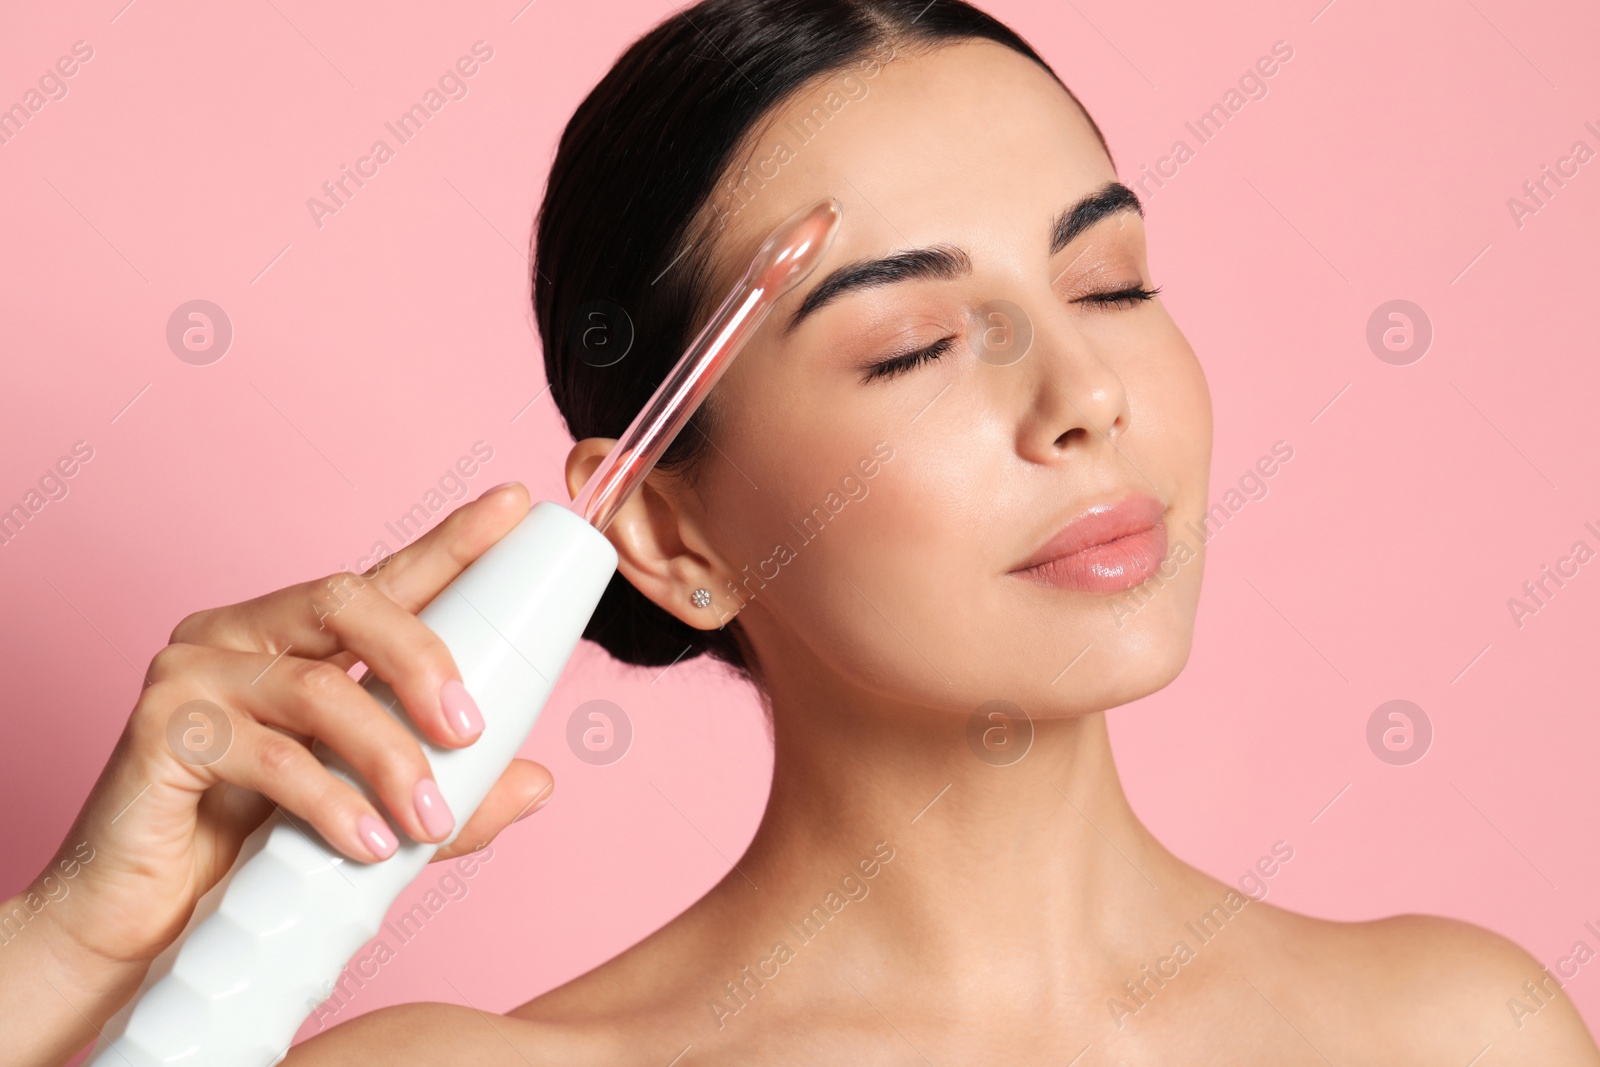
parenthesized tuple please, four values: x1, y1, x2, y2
(358, 814, 398, 860)
(414, 778, 455, 839)
(477, 481, 520, 500)
(441, 679, 484, 740)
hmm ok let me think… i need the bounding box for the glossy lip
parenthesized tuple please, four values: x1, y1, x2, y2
(1008, 491, 1169, 593)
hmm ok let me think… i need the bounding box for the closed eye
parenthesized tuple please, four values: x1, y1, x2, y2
(1076, 284, 1161, 309)
(861, 334, 956, 383)
(860, 285, 1160, 384)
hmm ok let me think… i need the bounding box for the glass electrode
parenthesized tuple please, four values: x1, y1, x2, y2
(569, 197, 843, 532)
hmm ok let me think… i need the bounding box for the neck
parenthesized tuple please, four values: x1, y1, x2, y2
(714, 681, 1206, 1002)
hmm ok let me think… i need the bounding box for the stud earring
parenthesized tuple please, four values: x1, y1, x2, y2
(690, 588, 712, 608)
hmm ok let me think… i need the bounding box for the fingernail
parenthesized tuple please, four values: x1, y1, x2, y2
(441, 679, 484, 740)
(358, 814, 399, 860)
(513, 783, 554, 822)
(414, 778, 455, 839)
(478, 481, 520, 500)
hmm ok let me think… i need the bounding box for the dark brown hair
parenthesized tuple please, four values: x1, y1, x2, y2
(532, 0, 1107, 679)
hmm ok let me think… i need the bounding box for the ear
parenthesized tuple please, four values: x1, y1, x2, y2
(565, 438, 741, 629)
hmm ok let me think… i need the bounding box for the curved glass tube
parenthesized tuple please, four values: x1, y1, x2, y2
(569, 197, 843, 532)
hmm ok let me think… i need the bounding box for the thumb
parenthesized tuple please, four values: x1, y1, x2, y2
(429, 758, 553, 862)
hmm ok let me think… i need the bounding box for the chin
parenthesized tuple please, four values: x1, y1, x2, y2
(1021, 565, 1203, 718)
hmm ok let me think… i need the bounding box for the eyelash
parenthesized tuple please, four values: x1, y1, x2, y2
(863, 335, 956, 383)
(860, 284, 1162, 383)
(1084, 283, 1162, 309)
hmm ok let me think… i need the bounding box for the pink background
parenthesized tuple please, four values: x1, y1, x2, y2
(3, 0, 1598, 1051)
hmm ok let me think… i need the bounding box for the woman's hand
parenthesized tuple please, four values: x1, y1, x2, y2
(3, 481, 553, 1066)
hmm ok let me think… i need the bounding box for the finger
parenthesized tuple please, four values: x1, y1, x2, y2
(154, 643, 455, 846)
(212, 714, 402, 864)
(430, 759, 553, 863)
(168, 481, 529, 660)
(314, 583, 483, 749)
(356, 481, 531, 615)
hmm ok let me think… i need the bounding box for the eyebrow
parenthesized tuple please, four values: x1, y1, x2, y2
(782, 181, 1144, 335)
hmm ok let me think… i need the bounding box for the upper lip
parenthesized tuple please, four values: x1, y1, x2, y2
(1010, 491, 1167, 572)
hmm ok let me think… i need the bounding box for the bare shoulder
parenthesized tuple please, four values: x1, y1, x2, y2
(280, 886, 722, 1064)
(280, 1001, 624, 1066)
(1249, 904, 1600, 1064)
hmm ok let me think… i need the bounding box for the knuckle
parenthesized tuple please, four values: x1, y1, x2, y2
(255, 733, 307, 778)
(309, 570, 378, 628)
(295, 660, 353, 705)
(396, 626, 453, 679)
(146, 641, 193, 683)
(302, 766, 347, 815)
(167, 609, 212, 646)
(369, 732, 429, 784)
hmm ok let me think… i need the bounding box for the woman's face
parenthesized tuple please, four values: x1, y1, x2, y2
(650, 38, 1212, 720)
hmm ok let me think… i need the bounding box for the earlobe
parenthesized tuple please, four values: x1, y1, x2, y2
(565, 437, 736, 631)
(688, 585, 740, 627)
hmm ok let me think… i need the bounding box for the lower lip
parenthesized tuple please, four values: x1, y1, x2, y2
(1011, 519, 1168, 593)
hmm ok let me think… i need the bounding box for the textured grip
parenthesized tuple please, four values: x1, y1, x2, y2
(86, 501, 618, 1066)
(93, 807, 396, 1067)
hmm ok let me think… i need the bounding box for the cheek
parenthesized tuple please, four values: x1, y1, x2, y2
(1132, 329, 1215, 567)
(1166, 332, 1213, 452)
(706, 322, 1211, 713)
(778, 475, 982, 700)
(1090, 308, 1212, 439)
(753, 407, 1008, 699)
(833, 335, 1205, 710)
(1101, 316, 1213, 531)
(705, 386, 990, 699)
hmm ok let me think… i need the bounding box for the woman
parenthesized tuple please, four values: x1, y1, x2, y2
(7, 1, 1596, 1063)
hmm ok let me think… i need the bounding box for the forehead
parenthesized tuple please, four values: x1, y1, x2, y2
(693, 38, 1116, 298)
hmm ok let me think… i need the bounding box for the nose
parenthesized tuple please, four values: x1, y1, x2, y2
(981, 295, 1131, 464)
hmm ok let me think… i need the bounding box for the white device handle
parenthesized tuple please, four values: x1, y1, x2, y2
(82, 195, 843, 1067)
(85, 500, 617, 1067)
